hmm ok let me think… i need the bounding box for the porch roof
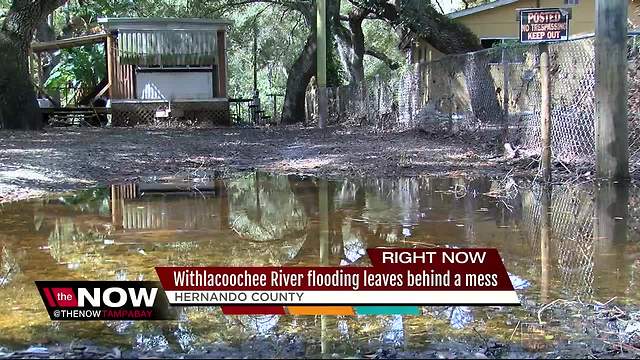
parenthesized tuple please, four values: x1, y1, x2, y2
(98, 17, 231, 66)
(97, 17, 232, 31)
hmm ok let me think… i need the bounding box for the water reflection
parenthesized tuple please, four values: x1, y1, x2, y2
(0, 173, 638, 354)
(520, 183, 638, 301)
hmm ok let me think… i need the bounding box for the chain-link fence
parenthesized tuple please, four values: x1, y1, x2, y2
(305, 79, 400, 128)
(519, 185, 596, 298)
(517, 182, 640, 300)
(306, 35, 640, 171)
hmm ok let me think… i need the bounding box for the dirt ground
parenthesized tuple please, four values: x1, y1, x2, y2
(2, 127, 639, 358)
(0, 126, 515, 203)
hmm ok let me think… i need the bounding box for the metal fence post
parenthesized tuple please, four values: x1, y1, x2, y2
(540, 43, 552, 183)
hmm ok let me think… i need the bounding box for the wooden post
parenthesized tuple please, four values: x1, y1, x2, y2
(272, 94, 277, 120)
(540, 43, 552, 183)
(594, 182, 630, 288)
(502, 47, 510, 144)
(37, 52, 43, 96)
(317, 0, 327, 128)
(539, 185, 551, 303)
(376, 77, 382, 119)
(106, 34, 114, 98)
(320, 315, 328, 356)
(213, 177, 230, 229)
(319, 179, 329, 265)
(253, 22, 258, 94)
(595, 0, 629, 180)
(217, 30, 227, 98)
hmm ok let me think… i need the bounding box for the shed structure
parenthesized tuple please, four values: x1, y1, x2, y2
(99, 17, 232, 126)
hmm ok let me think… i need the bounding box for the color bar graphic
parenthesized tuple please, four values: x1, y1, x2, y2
(286, 306, 355, 315)
(354, 306, 421, 315)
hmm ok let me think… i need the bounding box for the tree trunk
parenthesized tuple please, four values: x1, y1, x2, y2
(348, 13, 365, 85)
(0, 34, 42, 129)
(334, 12, 366, 85)
(0, 0, 65, 130)
(463, 52, 503, 124)
(281, 0, 339, 125)
(347, 13, 367, 115)
(334, 10, 368, 117)
(281, 32, 318, 124)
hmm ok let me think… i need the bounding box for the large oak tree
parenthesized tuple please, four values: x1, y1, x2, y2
(0, 0, 65, 129)
(281, 0, 492, 124)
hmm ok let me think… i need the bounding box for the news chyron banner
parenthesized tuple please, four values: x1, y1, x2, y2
(36, 248, 519, 319)
(156, 248, 520, 315)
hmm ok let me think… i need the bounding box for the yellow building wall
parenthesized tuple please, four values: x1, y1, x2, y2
(455, 0, 640, 40)
(411, 0, 640, 63)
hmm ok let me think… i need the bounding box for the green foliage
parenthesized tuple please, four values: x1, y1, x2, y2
(66, 0, 140, 23)
(44, 45, 106, 105)
(36, 0, 411, 115)
(362, 18, 405, 81)
(58, 187, 111, 215)
(226, 4, 308, 116)
(490, 39, 530, 62)
(457, 0, 494, 11)
(221, 3, 346, 112)
(0, 0, 10, 21)
(491, 39, 525, 50)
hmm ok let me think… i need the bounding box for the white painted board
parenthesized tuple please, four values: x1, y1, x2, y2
(136, 71, 213, 100)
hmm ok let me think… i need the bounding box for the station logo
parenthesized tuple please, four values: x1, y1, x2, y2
(35, 281, 176, 320)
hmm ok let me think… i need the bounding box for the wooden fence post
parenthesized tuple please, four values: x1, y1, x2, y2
(540, 184, 551, 303)
(594, 182, 629, 286)
(319, 179, 329, 265)
(37, 52, 43, 96)
(595, 0, 629, 180)
(540, 43, 552, 183)
(106, 34, 114, 98)
(317, 0, 327, 128)
(502, 47, 510, 144)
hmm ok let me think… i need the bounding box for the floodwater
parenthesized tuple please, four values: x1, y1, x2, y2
(0, 173, 638, 356)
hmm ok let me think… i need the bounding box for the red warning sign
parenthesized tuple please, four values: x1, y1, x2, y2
(520, 8, 570, 43)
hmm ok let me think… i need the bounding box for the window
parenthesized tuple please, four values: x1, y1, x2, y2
(481, 39, 502, 49)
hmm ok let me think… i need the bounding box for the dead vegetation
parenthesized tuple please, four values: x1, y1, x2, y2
(536, 297, 640, 357)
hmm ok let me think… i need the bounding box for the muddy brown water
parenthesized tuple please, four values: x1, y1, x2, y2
(0, 173, 638, 356)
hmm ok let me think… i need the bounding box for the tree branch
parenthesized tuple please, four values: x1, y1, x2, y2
(432, 0, 445, 14)
(349, 0, 481, 54)
(365, 48, 400, 70)
(213, 0, 312, 16)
